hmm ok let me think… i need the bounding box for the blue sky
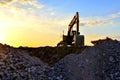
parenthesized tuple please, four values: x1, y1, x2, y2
(39, 0, 120, 40)
(0, 0, 119, 47)
(40, 0, 120, 15)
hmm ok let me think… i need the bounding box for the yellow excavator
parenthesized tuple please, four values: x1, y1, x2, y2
(57, 12, 84, 46)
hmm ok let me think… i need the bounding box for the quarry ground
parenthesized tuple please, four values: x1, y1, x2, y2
(19, 46, 87, 65)
(0, 40, 120, 80)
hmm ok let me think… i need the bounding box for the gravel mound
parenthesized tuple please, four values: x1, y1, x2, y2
(0, 40, 119, 80)
(47, 40, 120, 80)
(0, 46, 48, 80)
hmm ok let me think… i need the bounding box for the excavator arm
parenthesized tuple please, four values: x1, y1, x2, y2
(68, 12, 79, 36)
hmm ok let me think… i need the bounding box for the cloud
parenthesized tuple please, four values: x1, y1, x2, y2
(0, 3, 119, 47)
(78, 11, 120, 27)
(0, 0, 43, 9)
(108, 12, 120, 19)
(0, 0, 12, 6)
(0, 7, 70, 47)
(81, 11, 120, 27)
(79, 17, 115, 27)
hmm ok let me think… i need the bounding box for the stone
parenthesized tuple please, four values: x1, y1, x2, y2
(0, 40, 119, 80)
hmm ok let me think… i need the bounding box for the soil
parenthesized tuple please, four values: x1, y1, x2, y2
(0, 40, 119, 80)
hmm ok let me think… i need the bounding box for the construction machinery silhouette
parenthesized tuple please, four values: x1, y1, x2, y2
(57, 12, 84, 47)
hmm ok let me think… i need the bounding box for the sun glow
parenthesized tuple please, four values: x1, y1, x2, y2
(0, 27, 6, 44)
(0, 0, 119, 47)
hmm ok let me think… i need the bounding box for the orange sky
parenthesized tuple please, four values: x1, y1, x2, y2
(0, 0, 119, 47)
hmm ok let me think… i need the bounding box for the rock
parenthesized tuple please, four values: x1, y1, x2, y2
(0, 40, 119, 80)
(109, 56, 115, 62)
(0, 46, 49, 80)
(47, 40, 120, 80)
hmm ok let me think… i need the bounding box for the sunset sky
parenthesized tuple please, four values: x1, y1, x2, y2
(0, 0, 120, 47)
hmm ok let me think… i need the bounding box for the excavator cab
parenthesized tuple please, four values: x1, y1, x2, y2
(72, 30, 77, 35)
(57, 12, 84, 47)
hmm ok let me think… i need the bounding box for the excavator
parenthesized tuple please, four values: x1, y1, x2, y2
(57, 12, 84, 47)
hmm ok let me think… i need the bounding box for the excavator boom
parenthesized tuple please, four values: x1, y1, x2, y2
(68, 12, 79, 36)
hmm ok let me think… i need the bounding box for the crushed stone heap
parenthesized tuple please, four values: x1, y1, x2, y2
(46, 40, 120, 80)
(0, 40, 119, 80)
(0, 45, 48, 80)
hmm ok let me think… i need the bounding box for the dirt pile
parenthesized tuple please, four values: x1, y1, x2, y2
(0, 40, 119, 80)
(20, 46, 86, 64)
(0, 46, 48, 80)
(46, 40, 120, 80)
